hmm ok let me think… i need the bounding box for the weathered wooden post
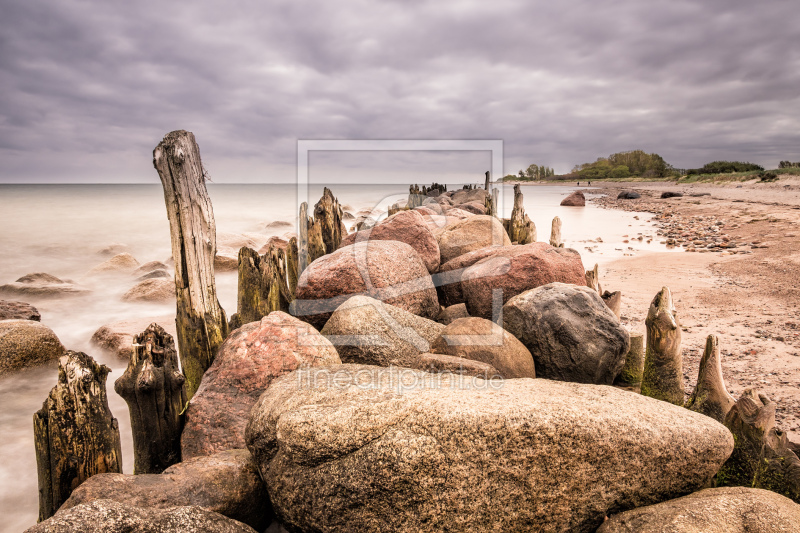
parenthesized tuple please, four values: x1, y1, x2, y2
(717, 389, 800, 501)
(614, 333, 644, 392)
(314, 187, 343, 254)
(585, 264, 602, 294)
(153, 130, 228, 399)
(298, 201, 325, 274)
(484, 170, 490, 191)
(641, 286, 684, 405)
(602, 290, 622, 319)
(686, 335, 735, 423)
(549, 216, 562, 248)
(503, 184, 535, 244)
(237, 241, 294, 323)
(114, 323, 186, 474)
(34, 351, 122, 521)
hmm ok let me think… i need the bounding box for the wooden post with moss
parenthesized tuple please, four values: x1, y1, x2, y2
(717, 389, 800, 501)
(503, 184, 535, 244)
(114, 323, 186, 475)
(641, 286, 683, 405)
(614, 333, 644, 392)
(686, 334, 735, 423)
(153, 130, 228, 399)
(237, 240, 295, 323)
(34, 351, 122, 521)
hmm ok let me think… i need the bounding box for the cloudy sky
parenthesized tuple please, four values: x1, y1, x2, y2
(1, 0, 799, 183)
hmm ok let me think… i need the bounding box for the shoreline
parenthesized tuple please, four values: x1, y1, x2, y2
(562, 177, 800, 441)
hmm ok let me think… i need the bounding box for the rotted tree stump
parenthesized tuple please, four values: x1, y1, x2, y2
(313, 187, 344, 255)
(299, 201, 326, 274)
(34, 351, 122, 521)
(503, 184, 536, 244)
(153, 130, 228, 399)
(114, 323, 186, 475)
(717, 389, 800, 502)
(613, 333, 644, 392)
(585, 264, 602, 294)
(237, 239, 295, 323)
(549, 215, 562, 248)
(641, 286, 684, 405)
(686, 334, 735, 423)
(601, 290, 622, 319)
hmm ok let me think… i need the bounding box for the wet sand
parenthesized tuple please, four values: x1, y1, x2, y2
(520, 177, 800, 441)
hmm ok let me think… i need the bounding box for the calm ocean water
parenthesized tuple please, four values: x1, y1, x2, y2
(0, 182, 670, 531)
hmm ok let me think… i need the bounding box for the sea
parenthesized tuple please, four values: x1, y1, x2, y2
(0, 182, 674, 531)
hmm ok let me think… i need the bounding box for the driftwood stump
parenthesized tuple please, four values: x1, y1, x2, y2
(484, 171, 490, 191)
(314, 187, 344, 255)
(686, 335, 735, 423)
(34, 351, 122, 521)
(549, 216, 563, 248)
(614, 333, 644, 392)
(717, 389, 800, 502)
(601, 290, 622, 319)
(641, 286, 683, 405)
(503, 184, 535, 244)
(237, 240, 295, 323)
(114, 323, 186, 475)
(585, 264, 602, 294)
(299, 201, 326, 273)
(153, 130, 228, 399)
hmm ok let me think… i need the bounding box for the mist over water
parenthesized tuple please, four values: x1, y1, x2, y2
(0, 183, 671, 531)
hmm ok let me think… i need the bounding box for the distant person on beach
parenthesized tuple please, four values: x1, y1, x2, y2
(577, 182, 580, 186)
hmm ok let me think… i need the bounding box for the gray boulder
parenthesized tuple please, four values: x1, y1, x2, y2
(122, 278, 175, 303)
(617, 191, 641, 199)
(246, 365, 733, 533)
(0, 299, 40, 321)
(598, 487, 800, 533)
(502, 283, 630, 384)
(90, 315, 176, 360)
(25, 499, 256, 533)
(0, 319, 64, 375)
(60, 449, 269, 531)
(0, 273, 90, 298)
(430, 317, 535, 378)
(320, 295, 444, 368)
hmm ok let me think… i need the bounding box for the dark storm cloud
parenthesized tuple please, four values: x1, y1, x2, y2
(0, 0, 798, 182)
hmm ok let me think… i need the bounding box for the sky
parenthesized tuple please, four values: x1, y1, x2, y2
(1, 0, 799, 183)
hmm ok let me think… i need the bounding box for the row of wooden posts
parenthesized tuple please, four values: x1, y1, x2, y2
(33, 130, 799, 522)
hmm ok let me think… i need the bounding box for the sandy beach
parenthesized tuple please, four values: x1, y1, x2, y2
(516, 176, 800, 441)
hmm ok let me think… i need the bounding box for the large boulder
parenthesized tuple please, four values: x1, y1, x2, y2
(452, 202, 486, 215)
(0, 319, 64, 375)
(598, 487, 800, 533)
(293, 241, 439, 330)
(503, 283, 630, 384)
(121, 278, 175, 303)
(90, 315, 176, 360)
(181, 312, 340, 459)
(340, 210, 441, 273)
(560, 190, 586, 206)
(86, 253, 139, 275)
(430, 317, 535, 378)
(320, 295, 444, 368)
(617, 191, 641, 199)
(459, 243, 586, 319)
(0, 273, 90, 298)
(434, 215, 511, 264)
(25, 499, 257, 533)
(450, 188, 488, 205)
(246, 365, 734, 533)
(0, 299, 40, 321)
(60, 449, 269, 531)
